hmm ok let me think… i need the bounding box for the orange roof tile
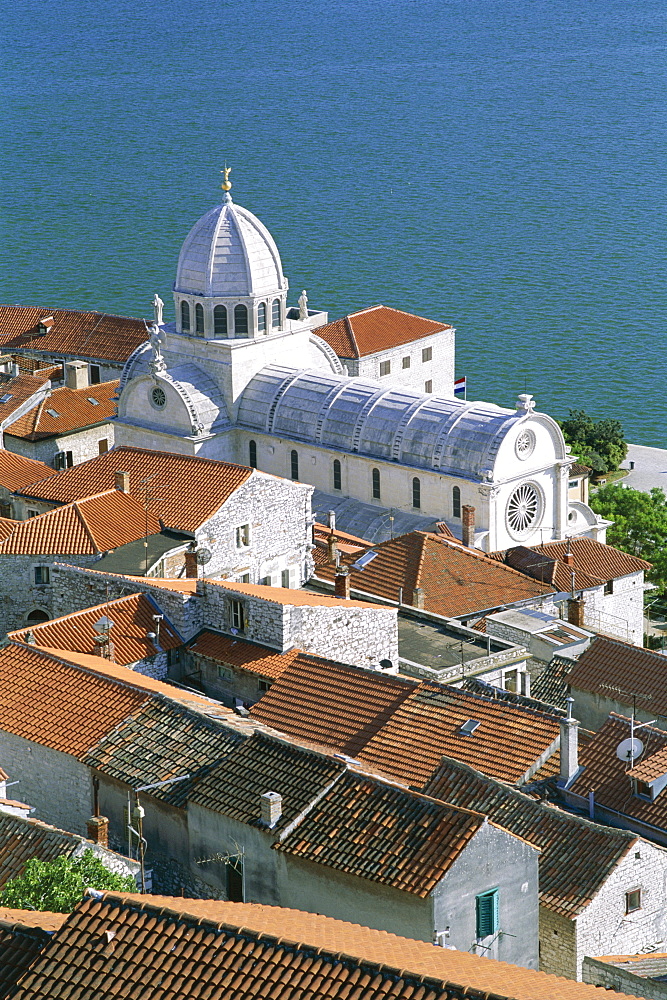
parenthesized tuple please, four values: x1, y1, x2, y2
(493, 537, 651, 591)
(0, 306, 147, 363)
(0, 910, 66, 931)
(316, 531, 553, 616)
(0, 490, 160, 554)
(189, 630, 301, 680)
(209, 578, 384, 610)
(0, 517, 18, 542)
(567, 635, 667, 716)
(5, 380, 118, 440)
(13, 892, 641, 1000)
(316, 305, 452, 359)
(8, 593, 182, 666)
(0, 451, 57, 491)
(17, 446, 253, 532)
(0, 373, 50, 423)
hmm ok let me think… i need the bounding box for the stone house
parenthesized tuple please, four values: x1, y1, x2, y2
(583, 952, 667, 999)
(422, 754, 667, 981)
(12, 445, 315, 587)
(484, 606, 594, 676)
(314, 304, 456, 397)
(3, 369, 117, 469)
(0, 305, 149, 384)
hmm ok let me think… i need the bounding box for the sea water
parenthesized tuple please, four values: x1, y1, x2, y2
(2, 0, 666, 444)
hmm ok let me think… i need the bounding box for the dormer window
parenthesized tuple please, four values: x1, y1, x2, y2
(38, 316, 54, 335)
(635, 780, 653, 800)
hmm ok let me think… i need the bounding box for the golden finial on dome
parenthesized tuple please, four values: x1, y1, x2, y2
(221, 164, 232, 192)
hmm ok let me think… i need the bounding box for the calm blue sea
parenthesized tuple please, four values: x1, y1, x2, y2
(2, 0, 666, 444)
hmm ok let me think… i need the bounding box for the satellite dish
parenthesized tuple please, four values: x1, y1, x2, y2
(195, 548, 212, 566)
(616, 737, 644, 762)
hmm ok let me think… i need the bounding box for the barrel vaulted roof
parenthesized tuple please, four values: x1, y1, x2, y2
(238, 365, 530, 479)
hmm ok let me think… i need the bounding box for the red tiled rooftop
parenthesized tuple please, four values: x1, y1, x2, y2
(0, 451, 57, 492)
(5, 380, 118, 440)
(0, 306, 147, 363)
(493, 537, 651, 591)
(567, 635, 667, 717)
(316, 305, 452, 359)
(16, 446, 253, 532)
(210, 578, 385, 610)
(189, 630, 302, 680)
(0, 373, 50, 423)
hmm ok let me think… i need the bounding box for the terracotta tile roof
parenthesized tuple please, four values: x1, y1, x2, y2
(84, 698, 245, 807)
(594, 952, 667, 980)
(17, 446, 253, 532)
(0, 490, 160, 555)
(422, 756, 640, 918)
(16, 892, 635, 1000)
(315, 305, 452, 359)
(8, 593, 182, 666)
(9, 354, 64, 378)
(0, 910, 66, 931)
(188, 630, 302, 680)
(5, 380, 118, 440)
(277, 771, 487, 896)
(569, 463, 591, 477)
(567, 635, 667, 716)
(0, 305, 147, 363)
(188, 732, 346, 830)
(315, 531, 553, 617)
(0, 373, 51, 423)
(312, 522, 370, 563)
(251, 656, 418, 757)
(493, 537, 651, 592)
(0, 451, 57, 492)
(0, 642, 228, 758)
(529, 654, 574, 711)
(568, 714, 667, 830)
(0, 517, 18, 542)
(209, 578, 383, 610)
(358, 684, 561, 786)
(0, 918, 55, 998)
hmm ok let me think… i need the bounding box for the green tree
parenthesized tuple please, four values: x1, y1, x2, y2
(0, 850, 137, 913)
(558, 409, 627, 475)
(590, 484, 667, 593)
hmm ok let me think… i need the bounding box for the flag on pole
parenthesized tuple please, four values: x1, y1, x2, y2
(454, 376, 467, 399)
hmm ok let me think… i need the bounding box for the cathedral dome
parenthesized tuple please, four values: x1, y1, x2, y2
(174, 196, 287, 299)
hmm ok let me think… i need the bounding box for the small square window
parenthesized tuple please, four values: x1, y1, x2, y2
(625, 889, 641, 913)
(217, 665, 232, 680)
(235, 524, 251, 548)
(402, 356, 411, 369)
(422, 347, 432, 363)
(425, 380, 433, 393)
(34, 566, 50, 585)
(27, 509, 39, 519)
(379, 360, 391, 377)
(258, 680, 271, 693)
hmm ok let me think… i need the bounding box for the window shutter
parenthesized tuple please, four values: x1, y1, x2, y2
(476, 889, 498, 938)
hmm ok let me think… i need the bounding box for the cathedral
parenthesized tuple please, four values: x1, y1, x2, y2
(116, 175, 606, 553)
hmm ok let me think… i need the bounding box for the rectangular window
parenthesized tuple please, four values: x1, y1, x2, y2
(281, 569, 291, 588)
(240, 573, 250, 584)
(34, 566, 50, 585)
(226, 858, 244, 902)
(504, 669, 518, 693)
(402, 356, 411, 369)
(568, 479, 579, 489)
(66, 451, 74, 468)
(258, 679, 271, 693)
(53, 452, 67, 471)
(235, 524, 251, 548)
(604, 580, 614, 595)
(98, 439, 109, 455)
(229, 600, 245, 633)
(27, 509, 39, 519)
(260, 576, 272, 586)
(476, 888, 499, 939)
(379, 360, 391, 377)
(217, 665, 232, 680)
(424, 380, 433, 393)
(635, 780, 653, 800)
(89, 365, 101, 384)
(625, 889, 641, 913)
(422, 347, 432, 363)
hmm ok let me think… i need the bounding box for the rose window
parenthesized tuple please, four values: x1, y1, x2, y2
(515, 430, 535, 460)
(151, 386, 166, 409)
(507, 483, 541, 535)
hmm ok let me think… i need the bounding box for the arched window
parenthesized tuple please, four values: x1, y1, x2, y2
(27, 608, 49, 624)
(272, 298, 281, 329)
(234, 304, 249, 335)
(453, 486, 461, 518)
(333, 459, 342, 491)
(195, 303, 204, 335)
(258, 303, 267, 333)
(249, 440, 257, 469)
(372, 468, 381, 500)
(412, 477, 421, 509)
(181, 301, 190, 332)
(214, 305, 228, 336)
(290, 450, 299, 481)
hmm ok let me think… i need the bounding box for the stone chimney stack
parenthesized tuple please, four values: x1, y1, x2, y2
(86, 815, 109, 848)
(184, 550, 198, 579)
(412, 586, 425, 610)
(563, 550, 575, 567)
(65, 360, 89, 390)
(560, 696, 580, 786)
(334, 565, 350, 600)
(567, 596, 585, 628)
(462, 505, 476, 548)
(260, 791, 282, 828)
(328, 510, 336, 532)
(114, 470, 130, 494)
(327, 532, 338, 564)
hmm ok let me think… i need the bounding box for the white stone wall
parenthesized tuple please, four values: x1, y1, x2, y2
(582, 956, 667, 998)
(578, 572, 646, 646)
(349, 327, 456, 399)
(4, 422, 115, 469)
(0, 731, 92, 837)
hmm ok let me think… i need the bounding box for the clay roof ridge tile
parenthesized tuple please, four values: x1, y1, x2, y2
(72, 500, 101, 554)
(343, 315, 360, 359)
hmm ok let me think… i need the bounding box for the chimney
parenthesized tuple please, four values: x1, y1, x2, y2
(327, 531, 338, 564)
(567, 596, 585, 628)
(560, 697, 580, 786)
(114, 470, 130, 494)
(462, 505, 475, 547)
(335, 565, 350, 600)
(563, 551, 575, 566)
(10, 363, 19, 378)
(86, 815, 109, 848)
(184, 550, 198, 578)
(328, 510, 336, 532)
(260, 790, 282, 828)
(412, 586, 425, 609)
(65, 360, 89, 390)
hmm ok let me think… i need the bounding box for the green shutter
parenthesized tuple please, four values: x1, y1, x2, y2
(476, 889, 499, 938)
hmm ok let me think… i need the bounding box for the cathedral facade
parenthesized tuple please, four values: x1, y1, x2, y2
(115, 183, 606, 554)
